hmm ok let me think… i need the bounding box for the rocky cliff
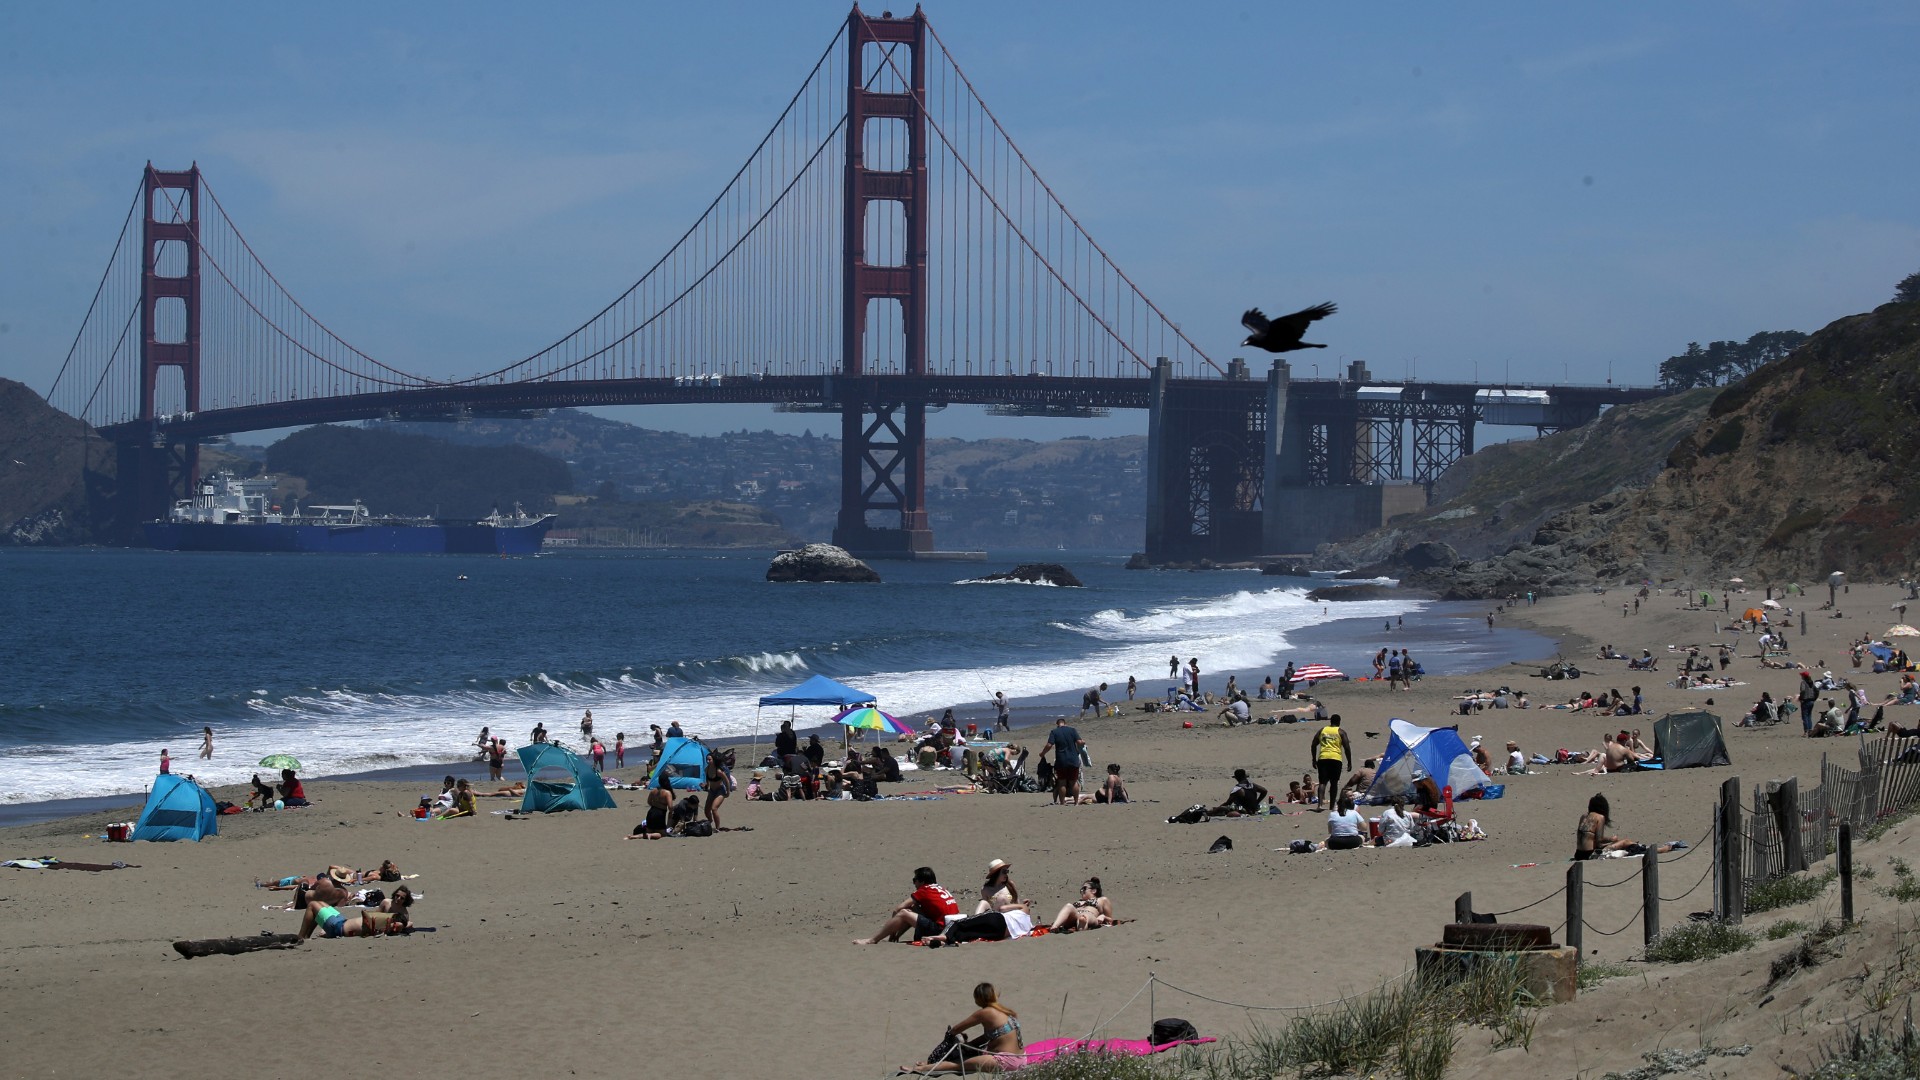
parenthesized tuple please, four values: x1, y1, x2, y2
(1401, 301, 1920, 596)
(0, 379, 116, 545)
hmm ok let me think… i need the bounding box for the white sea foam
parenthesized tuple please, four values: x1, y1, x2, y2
(0, 587, 1426, 805)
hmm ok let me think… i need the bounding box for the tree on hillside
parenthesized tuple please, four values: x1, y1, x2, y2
(1658, 330, 1807, 389)
(1896, 270, 1920, 304)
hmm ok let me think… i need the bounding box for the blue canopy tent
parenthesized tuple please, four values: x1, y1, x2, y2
(516, 742, 617, 814)
(132, 773, 219, 841)
(755, 674, 874, 759)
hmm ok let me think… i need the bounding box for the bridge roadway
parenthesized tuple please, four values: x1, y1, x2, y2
(100, 372, 1666, 444)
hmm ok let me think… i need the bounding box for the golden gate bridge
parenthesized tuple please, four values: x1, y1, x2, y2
(45, 6, 1663, 561)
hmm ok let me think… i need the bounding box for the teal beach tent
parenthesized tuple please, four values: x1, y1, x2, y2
(649, 736, 712, 791)
(517, 742, 617, 813)
(132, 773, 219, 841)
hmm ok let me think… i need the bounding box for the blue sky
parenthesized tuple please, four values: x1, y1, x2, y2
(3, 2, 1915, 441)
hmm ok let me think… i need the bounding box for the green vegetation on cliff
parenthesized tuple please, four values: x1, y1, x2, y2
(266, 425, 570, 518)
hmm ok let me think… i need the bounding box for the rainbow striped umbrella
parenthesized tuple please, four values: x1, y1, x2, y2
(832, 706, 913, 736)
(1293, 664, 1346, 682)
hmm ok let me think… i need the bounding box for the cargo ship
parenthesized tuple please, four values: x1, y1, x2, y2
(143, 474, 556, 554)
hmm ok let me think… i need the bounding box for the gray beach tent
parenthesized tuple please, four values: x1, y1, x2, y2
(1652, 710, 1731, 768)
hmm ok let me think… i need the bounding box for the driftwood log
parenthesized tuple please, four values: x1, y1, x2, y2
(173, 933, 303, 958)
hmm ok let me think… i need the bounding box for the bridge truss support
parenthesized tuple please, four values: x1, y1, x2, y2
(1145, 359, 1266, 564)
(117, 165, 204, 539)
(833, 7, 934, 556)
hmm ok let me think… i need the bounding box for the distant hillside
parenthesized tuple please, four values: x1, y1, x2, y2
(1315, 387, 1717, 567)
(1400, 300, 1920, 595)
(380, 411, 1149, 548)
(0, 379, 115, 545)
(266, 425, 571, 518)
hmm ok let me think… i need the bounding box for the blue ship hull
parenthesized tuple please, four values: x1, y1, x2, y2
(144, 518, 554, 554)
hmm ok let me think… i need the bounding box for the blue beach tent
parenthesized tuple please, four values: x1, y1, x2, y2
(754, 674, 875, 755)
(1363, 719, 1491, 805)
(132, 773, 219, 841)
(757, 675, 875, 709)
(649, 736, 712, 791)
(516, 742, 617, 814)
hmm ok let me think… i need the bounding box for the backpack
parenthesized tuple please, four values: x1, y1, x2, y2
(1151, 1018, 1199, 1045)
(1287, 839, 1316, 854)
(679, 820, 714, 838)
(1208, 835, 1233, 854)
(1167, 804, 1210, 825)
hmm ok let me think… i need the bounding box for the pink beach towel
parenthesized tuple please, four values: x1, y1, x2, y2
(1019, 1036, 1215, 1065)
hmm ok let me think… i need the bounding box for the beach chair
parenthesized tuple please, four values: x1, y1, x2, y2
(1422, 785, 1455, 825)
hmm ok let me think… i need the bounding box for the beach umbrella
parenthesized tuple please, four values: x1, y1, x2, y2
(1727, 577, 1744, 584)
(831, 706, 913, 756)
(258, 754, 302, 771)
(1761, 599, 1781, 609)
(1887, 624, 1920, 638)
(1742, 608, 1766, 622)
(1293, 664, 1346, 682)
(832, 706, 913, 736)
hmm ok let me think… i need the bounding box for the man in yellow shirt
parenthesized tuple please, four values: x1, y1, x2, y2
(1308, 715, 1353, 813)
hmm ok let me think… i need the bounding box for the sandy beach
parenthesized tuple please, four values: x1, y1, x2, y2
(3, 580, 1913, 1079)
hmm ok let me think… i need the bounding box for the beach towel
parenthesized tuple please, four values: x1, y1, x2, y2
(1020, 1036, 1215, 1066)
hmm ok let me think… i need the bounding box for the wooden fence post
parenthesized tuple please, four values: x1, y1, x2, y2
(1718, 776, 1743, 923)
(1566, 860, 1584, 960)
(1642, 847, 1660, 948)
(1839, 820, 1854, 925)
(1455, 891, 1474, 924)
(1770, 777, 1804, 873)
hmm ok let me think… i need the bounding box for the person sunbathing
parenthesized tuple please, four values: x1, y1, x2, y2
(1575, 736, 1636, 776)
(920, 901, 1036, 946)
(1048, 878, 1125, 932)
(296, 892, 413, 939)
(899, 982, 1024, 1075)
(475, 782, 527, 798)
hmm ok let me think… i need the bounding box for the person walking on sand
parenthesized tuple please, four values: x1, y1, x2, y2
(1187, 658, 1201, 698)
(615, 732, 626, 769)
(198, 726, 213, 760)
(1125, 675, 1137, 702)
(487, 738, 507, 782)
(1170, 655, 1181, 680)
(993, 691, 1010, 732)
(1308, 715, 1352, 813)
(1040, 717, 1084, 805)
(160, 748, 171, 775)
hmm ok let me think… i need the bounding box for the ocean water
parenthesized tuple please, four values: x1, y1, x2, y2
(0, 548, 1543, 806)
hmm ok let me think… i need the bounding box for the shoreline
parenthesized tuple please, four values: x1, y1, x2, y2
(4, 579, 1909, 1079)
(0, 598, 1554, 831)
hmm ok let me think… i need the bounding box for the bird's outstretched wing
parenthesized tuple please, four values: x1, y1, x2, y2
(1240, 308, 1272, 334)
(1268, 302, 1338, 338)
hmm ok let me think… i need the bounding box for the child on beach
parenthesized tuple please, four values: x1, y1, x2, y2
(615, 732, 625, 768)
(1284, 780, 1305, 804)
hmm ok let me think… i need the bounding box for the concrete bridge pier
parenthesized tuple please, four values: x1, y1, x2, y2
(1144, 358, 1267, 564)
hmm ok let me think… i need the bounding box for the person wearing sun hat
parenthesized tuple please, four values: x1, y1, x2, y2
(975, 858, 1022, 915)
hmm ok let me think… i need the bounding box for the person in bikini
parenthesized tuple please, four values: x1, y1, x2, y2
(1047, 877, 1120, 932)
(626, 770, 675, 840)
(899, 982, 1024, 1074)
(296, 888, 413, 939)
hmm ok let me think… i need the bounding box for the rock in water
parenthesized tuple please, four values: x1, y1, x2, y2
(766, 543, 882, 583)
(972, 562, 1084, 587)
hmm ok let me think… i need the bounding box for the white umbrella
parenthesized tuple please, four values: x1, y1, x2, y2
(1761, 599, 1781, 609)
(1727, 577, 1744, 584)
(1887, 624, 1920, 637)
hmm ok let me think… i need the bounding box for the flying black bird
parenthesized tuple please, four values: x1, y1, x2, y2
(1240, 302, 1337, 353)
